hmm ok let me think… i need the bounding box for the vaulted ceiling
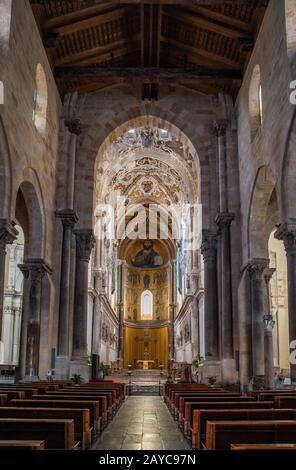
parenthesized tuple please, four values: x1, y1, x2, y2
(30, 0, 269, 99)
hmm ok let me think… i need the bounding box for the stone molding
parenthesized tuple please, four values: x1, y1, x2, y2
(0, 220, 19, 250)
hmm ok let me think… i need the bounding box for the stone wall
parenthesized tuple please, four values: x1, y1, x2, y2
(0, 0, 61, 376)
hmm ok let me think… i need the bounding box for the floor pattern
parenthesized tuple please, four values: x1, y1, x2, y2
(92, 396, 191, 450)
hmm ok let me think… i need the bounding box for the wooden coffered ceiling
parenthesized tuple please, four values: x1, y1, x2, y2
(30, 0, 269, 99)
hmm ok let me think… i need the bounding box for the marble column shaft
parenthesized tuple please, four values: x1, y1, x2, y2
(19, 260, 50, 378)
(275, 224, 296, 382)
(201, 230, 219, 360)
(72, 230, 95, 359)
(264, 268, 275, 389)
(246, 258, 269, 381)
(56, 210, 78, 356)
(0, 220, 18, 344)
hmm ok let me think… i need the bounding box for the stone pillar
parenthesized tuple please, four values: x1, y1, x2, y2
(214, 121, 235, 385)
(199, 230, 221, 383)
(275, 224, 296, 383)
(169, 260, 176, 363)
(64, 118, 81, 209)
(245, 258, 269, 389)
(264, 268, 275, 390)
(19, 259, 51, 381)
(117, 260, 124, 361)
(92, 270, 103, 356)
(70, 229, 95, 381)
(201, 230, 219, 360)
(0, 220, 18, 361)
(55, 210, 78, 378)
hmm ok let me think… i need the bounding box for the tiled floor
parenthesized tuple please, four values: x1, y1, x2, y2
(92, 396, 191, 450)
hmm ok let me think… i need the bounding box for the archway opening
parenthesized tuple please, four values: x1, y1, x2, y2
(90, 117, 202, 374)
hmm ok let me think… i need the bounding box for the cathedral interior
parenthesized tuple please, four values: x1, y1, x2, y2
(1, 0, 296, 454)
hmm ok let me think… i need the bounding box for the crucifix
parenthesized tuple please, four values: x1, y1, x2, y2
(135, 329, 158, 359)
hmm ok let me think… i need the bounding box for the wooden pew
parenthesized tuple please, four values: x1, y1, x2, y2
(175, 394, 249, 422)
(275, 396, 296, 408)
(231, 443, 296, 451)
(185, 401, 274, 440)
(0, 418, 76, 450)
(193, 408, 296, 449)
(11, 399, 100, 434)
(0, 440, 45, 450)
(248, 390, 296, 400)
(34, 394, 108, 425)
(0, 407, 91, 449)
(0, 388, 38, 399)
(205, 420, 296, 450)
(0, 394, 8, 406)
(0, 390, 25, 401)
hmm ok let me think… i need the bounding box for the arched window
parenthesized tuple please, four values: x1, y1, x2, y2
(0, 1, 12, 55)
(249, 64, 262, 139)
(141, 290, 153, 320)
(33, 64, 48, 133)
(285, 0, 296, 59)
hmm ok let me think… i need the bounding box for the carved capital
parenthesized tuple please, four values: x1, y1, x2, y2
(75, 229, 95, 261)
(215, 212, 235, 230)
(19, 259, 52, 284)
(275, 223, 296, 253)
(0, 220, 18, 251)
(214, 120, 228, 137)
(243, 258, 269, 280)
(55, 209, 78, 229)
(201, 230, 217, 262)
(65, 118, 82, 136)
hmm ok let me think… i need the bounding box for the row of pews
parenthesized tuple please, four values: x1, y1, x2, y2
(0, 379, 125, 450)
(164, 383, 296, 450)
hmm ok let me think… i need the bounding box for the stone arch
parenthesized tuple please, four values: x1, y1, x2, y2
(0, 116, 12, 219)
(248, 165, 279, 259)
(281, 108, 296, 222)
(14, 169, 46, 259)
(76, 106, 212, 230)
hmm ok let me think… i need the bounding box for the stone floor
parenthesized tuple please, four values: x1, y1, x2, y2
(92, 396, 191, 450)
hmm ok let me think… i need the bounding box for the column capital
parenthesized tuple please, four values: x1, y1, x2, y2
(64, 118, 82, 136)
(201, 230, 217, 261)
(242, 258, 269, 279)
(19, 259, 52, 283)
(215, 212, 235, 229)
(275, 223, 296, 253)
(0, 219, 18, 250)
(55, 209, 79, 228)
(74, 229, 95, 261)
(214, 120, 228, 137)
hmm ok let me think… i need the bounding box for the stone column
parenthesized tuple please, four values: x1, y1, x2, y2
(275, 224, 296, 383)
(245, 258, 269, 389)
(117, 260, 124, 361)
(214, 121, 235, 385)
(201, 230, 219, 360)
(70, 229, 95, 380)
(55, 210, 78, 376)
(0, 220, 18, 361)
(19, 259, 51, 380)
(264, 268, 275, 390)
(169, 260, 176, 363)
(92, 269, 103, 356)
(64, 118, 81, 209)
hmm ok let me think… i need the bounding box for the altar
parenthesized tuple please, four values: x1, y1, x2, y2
(137, 360, 155, 370)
